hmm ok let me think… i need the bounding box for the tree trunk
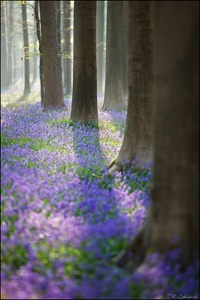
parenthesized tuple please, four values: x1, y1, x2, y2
(96, 1, 105, 96)
(62, 1, 72, 97)
(22, 2, 31, 96)
(102, 1, 125, 111)
(35, 0, 44, 107)
(1, 3, 8, 90)
(39, 1, 65, 111)
(31, 27, 38, 84)
(71, 1, 98, 122)
(56, 1, 61, 57)
(122, 1, 128, 100)
(116, 1, 199, 268)
(109, 1, 155, 172)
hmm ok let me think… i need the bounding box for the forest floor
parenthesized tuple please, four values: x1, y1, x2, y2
(1, 90, 199, 299)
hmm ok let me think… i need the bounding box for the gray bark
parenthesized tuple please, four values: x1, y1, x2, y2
(71, 1, 98, 122)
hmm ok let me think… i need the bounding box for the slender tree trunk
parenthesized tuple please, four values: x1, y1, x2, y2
(39, 1, 65, 111)
(31, 27, 38, 84)
(1, 3, 8, 90)
(63, 1, 72, 96)
(109, 1, 155, 172)
(22, 2, 31, 96)
(35, 0, 44, 107)
(102, 1, 125, 110)
(96, 1, 104, 96)
(116, 1, 199, 268)
(71, 1, 98, 122)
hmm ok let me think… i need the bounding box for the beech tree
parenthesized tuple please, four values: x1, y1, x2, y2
(102, 1, 126, 110)
(71, 1, 98, 122)
(122, 1, 128, 99)
(39, 1, 65, 111)
(109, 1, 155, 172)
(96, 0, 105, 96)
(116, 1, 199, 268)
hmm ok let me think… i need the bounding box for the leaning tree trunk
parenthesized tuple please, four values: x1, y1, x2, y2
(71, 1, 98, 122)
(22, 2, 31, 96)
(102, 1, 125, 110)
(39, 1, 65, 111)
(109, 1, 155, 172)
(116, 1, 199, 268)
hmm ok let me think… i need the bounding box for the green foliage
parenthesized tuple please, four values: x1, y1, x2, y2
(2, 243, 28, 271)
(47, 118, 76, 127)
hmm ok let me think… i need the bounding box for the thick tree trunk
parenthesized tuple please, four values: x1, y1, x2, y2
(22, 2, 31, 96)
(63, 1, 72, 97)
(39, 1, 65, 111)
(122, 1, 128, 100)
(56, 1, 61, 57)
(109, 1, 155, 172)
(102, 1, 125, 110)
(117, 1, 199, 268)
(71, 1, 98, 122)
(96, 1, 105, 96)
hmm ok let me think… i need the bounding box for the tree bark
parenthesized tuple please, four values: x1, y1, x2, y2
(109, 1, 155, 172)
(102, 1, 126, 111)
(22, 2, 31, 96)
(116, 1, 199, 268)
(96, 1, 105, 96)
(39, 1, 65, 111)
(71, 1, 98, 122)
(122, 1, 128, 100)
(62, 1, 72, 97)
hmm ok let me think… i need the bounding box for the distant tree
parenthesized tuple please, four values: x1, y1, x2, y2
(96, 0, 105, 96)
(102, 1, 126, 110)
(62, 0, 72, 96)
(71, 1, 98, 122)
(22, 2, 31, 96)
(31, 27, 38, 84)
(39, 1, 65, 111)
(1, 2, 8, 90)
(109, 1, 155, 172)
(116, 1, 199, 268)
(7, 1, 14, 86)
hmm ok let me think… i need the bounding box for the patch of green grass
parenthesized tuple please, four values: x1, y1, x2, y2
(47, 118, 76, 127)
(1, 133, 57, 152)
(1, 91, 40, 108)
(2, 243, 28, 271)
